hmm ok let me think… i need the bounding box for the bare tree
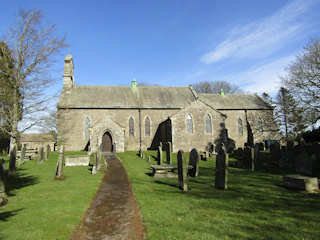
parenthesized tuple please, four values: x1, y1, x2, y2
(193, 80, 244, 94)
(0, 9, 68, 151)
(281, 37, 320, 129)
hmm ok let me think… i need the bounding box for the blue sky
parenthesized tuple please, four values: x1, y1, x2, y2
(1, 0, 320, 95)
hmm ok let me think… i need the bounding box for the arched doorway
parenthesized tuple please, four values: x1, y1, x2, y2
(102, 131, 113, 152)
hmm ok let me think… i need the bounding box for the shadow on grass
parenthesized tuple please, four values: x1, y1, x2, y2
(4, 169, 39, 197)
(154, 180, 177, 189)
(0, 208, 23, 222)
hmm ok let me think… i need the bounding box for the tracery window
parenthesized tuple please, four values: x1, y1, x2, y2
(187, 114, 193, 133)
(84, 117, 91, 138)
(129, 117, 134, 137)
(238, 118, 243, 135)
(258, 118, 263, 133)
(145, 117, 150, 136)
(206, 114, 212, 133)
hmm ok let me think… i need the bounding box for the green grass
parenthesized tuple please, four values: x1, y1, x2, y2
(0, 152, 104, 240)
(119, 151, 320, 240)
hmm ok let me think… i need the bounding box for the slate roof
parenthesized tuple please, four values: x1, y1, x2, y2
(58, 85, 197, 109)
(58, 85, 272, 110)
(199, 94, 272, 110)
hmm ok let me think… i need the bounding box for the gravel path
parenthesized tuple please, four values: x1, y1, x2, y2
(70, 153, 145, 240)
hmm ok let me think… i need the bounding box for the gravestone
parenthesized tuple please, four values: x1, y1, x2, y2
(92, 152, 97, 175)
(166, 142, 172, 164)
(148, 156, 151, 163)
(200, 151, 207, 161)
(0, 166, 8, 206)
(259, 142, 265, 151)
(254, 143, 260, 167)
(177, 150, 188, 191)
(279, 146, 288, 168)
(283, 175, 319, 192)
(270, 142, 281, 165)
(295, 151, 312, 176)
(157, 146, 163, 165)
(9, 144, 17, 173)
(45, 144, 51, 160)
(159, 142, 163, 149)
(215, 143, 228, 189)
(139, 148, 143, 158)
(20, 144, 26, 166)
(38, 143, 44, 164)
(311, 142, 320, 176)
(188, 148, 199, 177)
(55, 146, 65, 180)
(244, 146, 254, 170)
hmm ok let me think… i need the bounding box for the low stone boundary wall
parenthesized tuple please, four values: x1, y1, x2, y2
(283, 175, 319, 193)
(65, 155, 90, 166)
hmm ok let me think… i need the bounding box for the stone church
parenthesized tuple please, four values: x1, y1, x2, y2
(57, 54, 279, 153)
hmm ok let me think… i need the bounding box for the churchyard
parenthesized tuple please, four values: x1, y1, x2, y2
(0, 145, 320, 239)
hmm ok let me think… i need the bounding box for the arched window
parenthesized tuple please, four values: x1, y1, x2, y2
(84, 117, 91, 138)
(129, 117, 134, 137)
(258, 118, 263, 133)
(206, 114, 212, 133)
(145, 117, 150, 136)
(238, 118, 243, 135)
(187, 114, 193, 133)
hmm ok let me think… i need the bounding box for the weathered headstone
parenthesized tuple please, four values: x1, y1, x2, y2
(157, 146, 163, 165)
(283, 175, 319, 192)
(243, 146, 254, 170)
(92, 152, 97, 175)
(0, 159, 8, 206)
(215, 143, 228, 189)
(9, 144, 17, 173)
(166, 142, 172, 164)
(295, 151, 312, 176)
(159, 142, 163, 149)
(259, 142, 265, 151)
(38, 143, 44, 164)
(177, 150, 188, 191)
(188, 148, 199, 177)
(148, 156, 151, 163)
(55, 146, 65, 180)
(45, 144, 51, 160)
(270, 142, 281, 165)
(19, 144, 26, 166)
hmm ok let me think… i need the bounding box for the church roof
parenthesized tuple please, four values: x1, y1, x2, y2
(58, 85, 197, 109)
(199, 94, 272, 110)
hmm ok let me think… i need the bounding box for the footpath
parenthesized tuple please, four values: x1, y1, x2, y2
(70, 153, 145, 240)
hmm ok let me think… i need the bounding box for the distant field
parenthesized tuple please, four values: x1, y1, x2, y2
(0, 151, 104, 240)
(119, 150, 320, 240)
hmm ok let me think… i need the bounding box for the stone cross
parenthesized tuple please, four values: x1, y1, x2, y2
(166, 142, 172, 164)
(157, 146, 163, 165)
(244, 146, 254, 170)
(9, 144, 17, 174)
(55, 146, 65, 179)
(178, 150, 188, 191)
(188, 148, 199, 177)
(38, 143, 44, 164)
(45, 144, 51, 160)
(215, 143, 228, 189)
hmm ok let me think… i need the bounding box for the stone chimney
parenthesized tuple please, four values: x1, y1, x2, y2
(63, 54, 75, 91)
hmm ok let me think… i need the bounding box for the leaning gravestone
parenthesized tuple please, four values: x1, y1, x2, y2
(55, 146, 65, 180)
(215, 143, 228, 189)
(178, 150, 188, 191)
(244, 146, 254, 170)
(9, 144, 17, 174)
(157, 146, 163, 165)
(188, 148, 199, 177)
(166, 142, 172, 164)
(38, 143, 44, 164)
(45, 144, 51, 160)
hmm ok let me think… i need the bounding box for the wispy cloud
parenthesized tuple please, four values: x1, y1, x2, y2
(201, 0, 316, 64)
(230, 55, 297, 95)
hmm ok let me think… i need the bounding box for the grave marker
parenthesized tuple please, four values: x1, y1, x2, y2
(178, 150, 188, 191)
(188, 148, 199, 177)
(45, 144, 51, 160)
(166, 142, 172, 164)
(215, 143, 228, 189)
(9, 144, 17, 173)
(38, 143, 44, 164)
(244, 146, 254, 170)
(55, 146, 65, 179)
(157, 146, 163, 165)
(20, 144, 26, 166)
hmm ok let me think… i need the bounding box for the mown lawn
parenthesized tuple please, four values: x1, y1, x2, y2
(0, 151, 104, 240)
(119, 151, 320, 240)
